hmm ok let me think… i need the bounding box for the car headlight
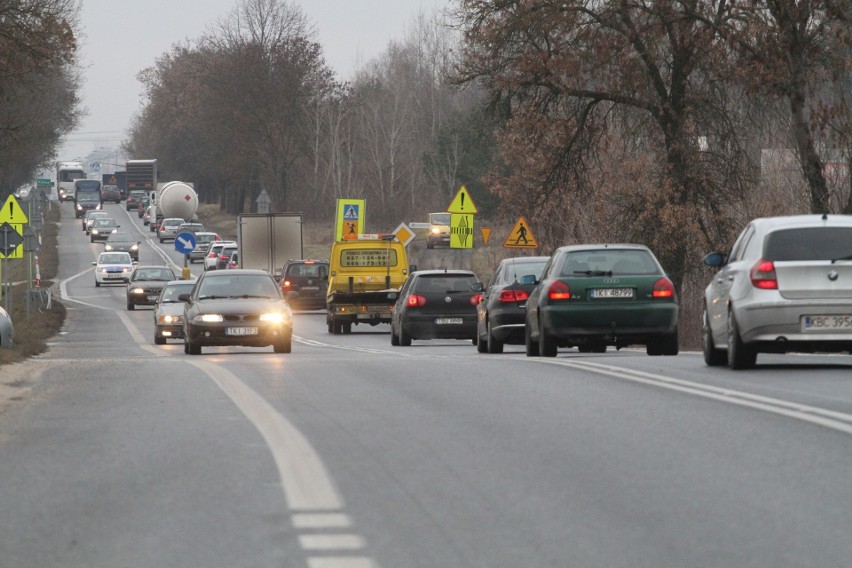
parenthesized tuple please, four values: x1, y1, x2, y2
(159, 315, 182, 324)
(197, 314, 223, 323)
(130, 287, 145, 294)
(105, 245, 113, 250)
(431, 228, 440, 234)
(130, 244, 138, 251)
(260, 312, 289, 324)
(91, 229, 99, 235)
(76, 204, 83, 210)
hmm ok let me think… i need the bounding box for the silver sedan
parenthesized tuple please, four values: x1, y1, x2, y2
(703, 214, 852, 369)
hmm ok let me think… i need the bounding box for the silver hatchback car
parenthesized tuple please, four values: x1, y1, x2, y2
(703, 214, 852, 369)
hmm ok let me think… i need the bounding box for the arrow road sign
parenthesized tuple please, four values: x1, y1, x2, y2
(174, 231, 197, 254)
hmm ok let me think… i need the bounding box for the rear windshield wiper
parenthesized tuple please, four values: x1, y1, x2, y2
(831, 254, 852, 264)
(573, 270, 613, 277)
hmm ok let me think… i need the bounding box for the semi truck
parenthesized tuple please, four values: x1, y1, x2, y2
(55, 161, 86, 202)
(125, 159, 157, 195)
(73, 179, 102, 218)
(102, 172, 127, 199)
(236, 213, 303, 278)
(155, 181, 199, 221)
(325, 235, 410, 334)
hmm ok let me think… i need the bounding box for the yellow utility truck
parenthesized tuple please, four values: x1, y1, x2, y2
(326, 235, 410, 334)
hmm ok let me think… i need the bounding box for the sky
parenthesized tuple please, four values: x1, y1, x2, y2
(59, 0, 451, 171)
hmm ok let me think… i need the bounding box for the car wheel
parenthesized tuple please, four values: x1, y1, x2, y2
(476, 328, 488, 352)
(95, 280, 101, 287)
(391, 325, 400, 346)
(487, 320, 504, 354)
(273, 336, 292, 353)
(727, 311, 756, 370)
(539, 318, 557, 357)
(126, 302, 134, 310)
(702, 309, 727, 366)
(590, 342, 607, 353)
(525, 321, 539, 357)
(343, 322, 352, 334)
(399, 325, 412, 347)
(327, 317, 334, 334)
(648, 330, 678, 356)
(154, 334, 166, 345)
(187, 337, 201, 355)
(90, 236, 94, 243)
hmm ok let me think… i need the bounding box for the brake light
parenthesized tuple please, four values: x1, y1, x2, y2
(652, 277, 675, 298)
(407, 294, 427, 307)
(499, 289, 529, 302)
(470, 293, 483, 306)
(282, 280, 292, 291)
(548, 280, 571, 300)
(750, 259, 778, 289)
(207, 251, 216, 258)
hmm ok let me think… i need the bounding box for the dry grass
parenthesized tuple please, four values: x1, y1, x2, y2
(0, 202, 66, 366)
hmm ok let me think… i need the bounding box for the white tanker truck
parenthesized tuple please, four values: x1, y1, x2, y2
(149, 181, 199, 233)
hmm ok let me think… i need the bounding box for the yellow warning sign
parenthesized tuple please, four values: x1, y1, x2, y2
(393, 223, 415, 247)
(481, 227, 492, 246)
(450, 214, 474, 248)
(503, 216, 537, 248)
(343, 220, 360, 240)
(447, 186, 478, 214)
(109, 175, 118, 185)
(0, 195, 28, 224)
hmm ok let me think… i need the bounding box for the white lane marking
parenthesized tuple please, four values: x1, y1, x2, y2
(185, 359, 343, 510)
(299, 534, 366, 551)
(293, 513, 352, 529)
(535, 358, 852, 435)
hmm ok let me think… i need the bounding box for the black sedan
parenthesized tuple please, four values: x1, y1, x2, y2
(89, 218, 118, 242)
(390, 270, 482, 346)
(104, 232, 141, 261)
(181, 269, 293, 355)
(476, 256, 549, 353)
(126, 265, 178, 310)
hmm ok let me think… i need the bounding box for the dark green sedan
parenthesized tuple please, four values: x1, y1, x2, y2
(524, 244, 679, 357)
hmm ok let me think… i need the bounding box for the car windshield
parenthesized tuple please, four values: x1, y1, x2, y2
(287, 263, 328, 278)
(93, 220, 116, 228)
(160, 283, 196, 302)
(108, 234, 133, 242)
(431, 213, 451, 225)
(414, 275, 478, 293)
(764, 227, 852, 261)
(498, 260, 548, 284)
(196, 234, 217, 244)
(197, 275, 279, 299)
(559, 250, 660, 276)
(134, 269, 175, 281)
(100, 254, 130, 264)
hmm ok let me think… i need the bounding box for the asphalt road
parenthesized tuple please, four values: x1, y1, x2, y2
(2, 202, 852, 567)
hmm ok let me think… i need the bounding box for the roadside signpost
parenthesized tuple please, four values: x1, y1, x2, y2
(175, 231, 196, 280)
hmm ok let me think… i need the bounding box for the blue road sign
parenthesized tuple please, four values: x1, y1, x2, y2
(174, 231, 197, 254)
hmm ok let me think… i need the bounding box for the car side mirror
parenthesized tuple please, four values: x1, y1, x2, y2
(471, 282, 484, 292)
(409, 264, 417, 272)
(387, 292, 398, 301)
(91, 261, 96, 266)
(178, 293, 191, 302)
(703, 251, 727, 267)
(519, 274, 537, 285)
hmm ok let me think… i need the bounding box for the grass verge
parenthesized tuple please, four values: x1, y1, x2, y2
(0, 202, 66, 366)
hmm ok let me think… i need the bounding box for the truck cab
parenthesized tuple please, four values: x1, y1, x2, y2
(326, 236, 410, 334)
(427, 212, 451, 249)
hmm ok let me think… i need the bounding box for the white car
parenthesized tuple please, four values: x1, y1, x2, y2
(157, 217, 185, 243)
(204, 241, 236, 271)
(703, 214, 852, 369)
(92, 252, 135, 287)
(0, 304, 12, 348)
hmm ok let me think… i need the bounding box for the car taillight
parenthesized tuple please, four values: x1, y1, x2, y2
(407, 294, 427, 307)
(548, 280, 571, 301)
(207, 251, 216, 258)
(750, 259, 778, 289)
(652, 277, 675, 298)
(499, 289, 529, 302)
(282, 280, 292, 291)
(470, 293, 483, 306)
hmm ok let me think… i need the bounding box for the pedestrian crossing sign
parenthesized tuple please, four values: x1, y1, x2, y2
(503, 216, 537, 248)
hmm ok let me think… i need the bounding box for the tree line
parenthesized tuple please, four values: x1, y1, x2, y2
(0, 0, 81, 193)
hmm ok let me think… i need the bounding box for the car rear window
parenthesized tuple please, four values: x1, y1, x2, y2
(498, 260, 548, 284)
(286, 263, 328, 278)
(764, 227, 852, 261)
(414, 275, 477, 293)
(559, 250, 660, 276)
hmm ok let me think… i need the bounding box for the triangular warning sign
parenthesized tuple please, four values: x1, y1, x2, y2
(447, 186, 478, 214)
(503, 216, 537, 248)
(109, 175, 118, 184)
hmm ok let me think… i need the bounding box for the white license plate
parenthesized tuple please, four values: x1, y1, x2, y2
(147, 295, 159, 301)
(105, 273, 122, 279)
(436, 318, 463, 325)
(367, 305, 390, 313)
(226, 327, 258, 336)
(301, 286, 320, 291)
(802, 315, 852, 331)
(591, 288, 634, 299)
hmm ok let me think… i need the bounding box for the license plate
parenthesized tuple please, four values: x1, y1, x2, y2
(105, 273, 122, 279)
(367, 305, 390, 313)
(226, 327, 258, 336)
(802, 315, 852, 331)
(591, 288, 634, 299)
(436, 317, 463, 325)
(147, 295, 159, 301)
(301, 286, 320, 291)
